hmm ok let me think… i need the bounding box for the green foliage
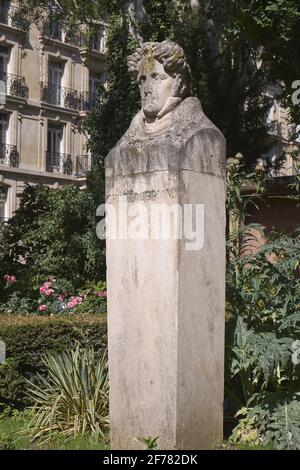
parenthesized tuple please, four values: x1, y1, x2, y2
(84, 12, 140, 193)
(226, 232, 300, 448)
(226, 162, 300, 449)
(0, 184, 105, 300)
(0, 292, 35, 316)
(83, 0, 276, 168)
(19, 1, 291, 165)
(20, 0, 111, 32)
(76, 281, 107, 315)
(234, 0, 300, 123)
(230, 408, 260, 447)
(26, 346, 109, 442)
(0, 315, 107, 409)
(0, 411, 109, 450)
(137, 436, 159, 450)
(233, 393, 300, 450)
(226, 153, 267, 228)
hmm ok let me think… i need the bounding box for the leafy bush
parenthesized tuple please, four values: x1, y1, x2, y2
(0, 184, 105, 305)
(0, 315, 107, 409)
(226, 230, 300, 393)
(226, 156, 300, 449)
(232, 393, 300, 450)
(26, 346, 109, 442)
(0, 277, 107, 316)
(75, 281, 107, 315)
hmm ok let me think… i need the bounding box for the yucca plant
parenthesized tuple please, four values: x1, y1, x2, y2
(26, 346, 109, 442)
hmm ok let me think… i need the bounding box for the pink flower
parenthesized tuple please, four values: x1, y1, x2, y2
(95, 290, 107, 298)
(39, 282, 54, 297)
(66, 296, 83, 309)
(57, 295, 65, 302)
(44, 288, 54, 297)
(4, 274, 17, 285)
(38, 304, 47, 312)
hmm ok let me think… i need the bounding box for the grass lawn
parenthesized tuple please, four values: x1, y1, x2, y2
(0, 413, 272, 451)
(0, 413, 109, 450)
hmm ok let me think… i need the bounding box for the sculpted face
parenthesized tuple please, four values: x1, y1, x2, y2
(137, 57, 176, 119)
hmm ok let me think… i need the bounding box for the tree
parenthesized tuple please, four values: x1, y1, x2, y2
(20, 0, 276, 169)
(0, 184, 105, 298)
(233, 0, 300, 124)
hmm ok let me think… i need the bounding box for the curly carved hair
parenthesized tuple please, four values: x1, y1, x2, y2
(127, 40, 191, 98)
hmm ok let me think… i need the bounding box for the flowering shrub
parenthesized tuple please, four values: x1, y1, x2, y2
(3, 274, 17, 288)
(66, 296, 84, 309)
(0, 277, 107, 316)
(74, 282, 107, 315)
(35, 279, 107, 316)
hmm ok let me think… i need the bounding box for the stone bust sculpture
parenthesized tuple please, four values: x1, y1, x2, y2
(106, 39, 225, 181)
(127, 41, 191, 134)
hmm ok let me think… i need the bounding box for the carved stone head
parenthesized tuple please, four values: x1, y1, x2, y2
(128, 41, 191, 120)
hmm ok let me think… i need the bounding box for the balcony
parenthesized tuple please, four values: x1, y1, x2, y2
(75, 154, 92, 176)
(0, 71, 28, 99)
(41, 21, 107, 54)
(0, 143, 18, 167)
(40, 83, 102, 112)
(0, 2, 30, 30)
(40, 82, 81, 110)
(46, 151, 72, 175)
(80, 91, 101, 112)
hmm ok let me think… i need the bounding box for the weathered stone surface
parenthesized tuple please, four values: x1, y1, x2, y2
(105, 40, 226, 450)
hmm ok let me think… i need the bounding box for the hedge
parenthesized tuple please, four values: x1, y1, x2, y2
(0, 315, 107, 410)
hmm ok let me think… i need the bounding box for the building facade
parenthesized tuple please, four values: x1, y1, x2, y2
(246, 84, 300, 239)
(0, 0, 107, 220)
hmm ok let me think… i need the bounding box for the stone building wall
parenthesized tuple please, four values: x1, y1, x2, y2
(0, 0, 107, 219)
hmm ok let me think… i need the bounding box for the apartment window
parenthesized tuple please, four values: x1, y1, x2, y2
(47, 123, 64, 173)
(0, 114, 8, 144)
(91, 26, 106, 52)
(0, 46, 9, 74)
(0, 186, 8, 221)
(48, 61, 63, 105)
(46, 123, 72, 174)
(0, 1, 10, 25)
(89, 72, 103, 95)
(0, 113, 18, 167)
(47, 124, 63, 155)
(48, 61, 63, 87)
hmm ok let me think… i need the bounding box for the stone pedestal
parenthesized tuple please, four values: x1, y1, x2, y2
(105, 97, 226, 450)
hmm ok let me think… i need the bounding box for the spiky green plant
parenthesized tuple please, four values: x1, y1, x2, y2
(26, 346, 109, 442)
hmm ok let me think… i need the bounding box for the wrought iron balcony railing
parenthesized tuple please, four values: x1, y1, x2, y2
(80, 91, 101, 112)
(46, 151, 72, 175)
(0, 2, 30, 30)
(0, 71, 28, 99)
(40, 83, 102, 111)
(0, 143, 19, 167)
(40, 82, 81, 110)
(75, 154, 92, 176)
